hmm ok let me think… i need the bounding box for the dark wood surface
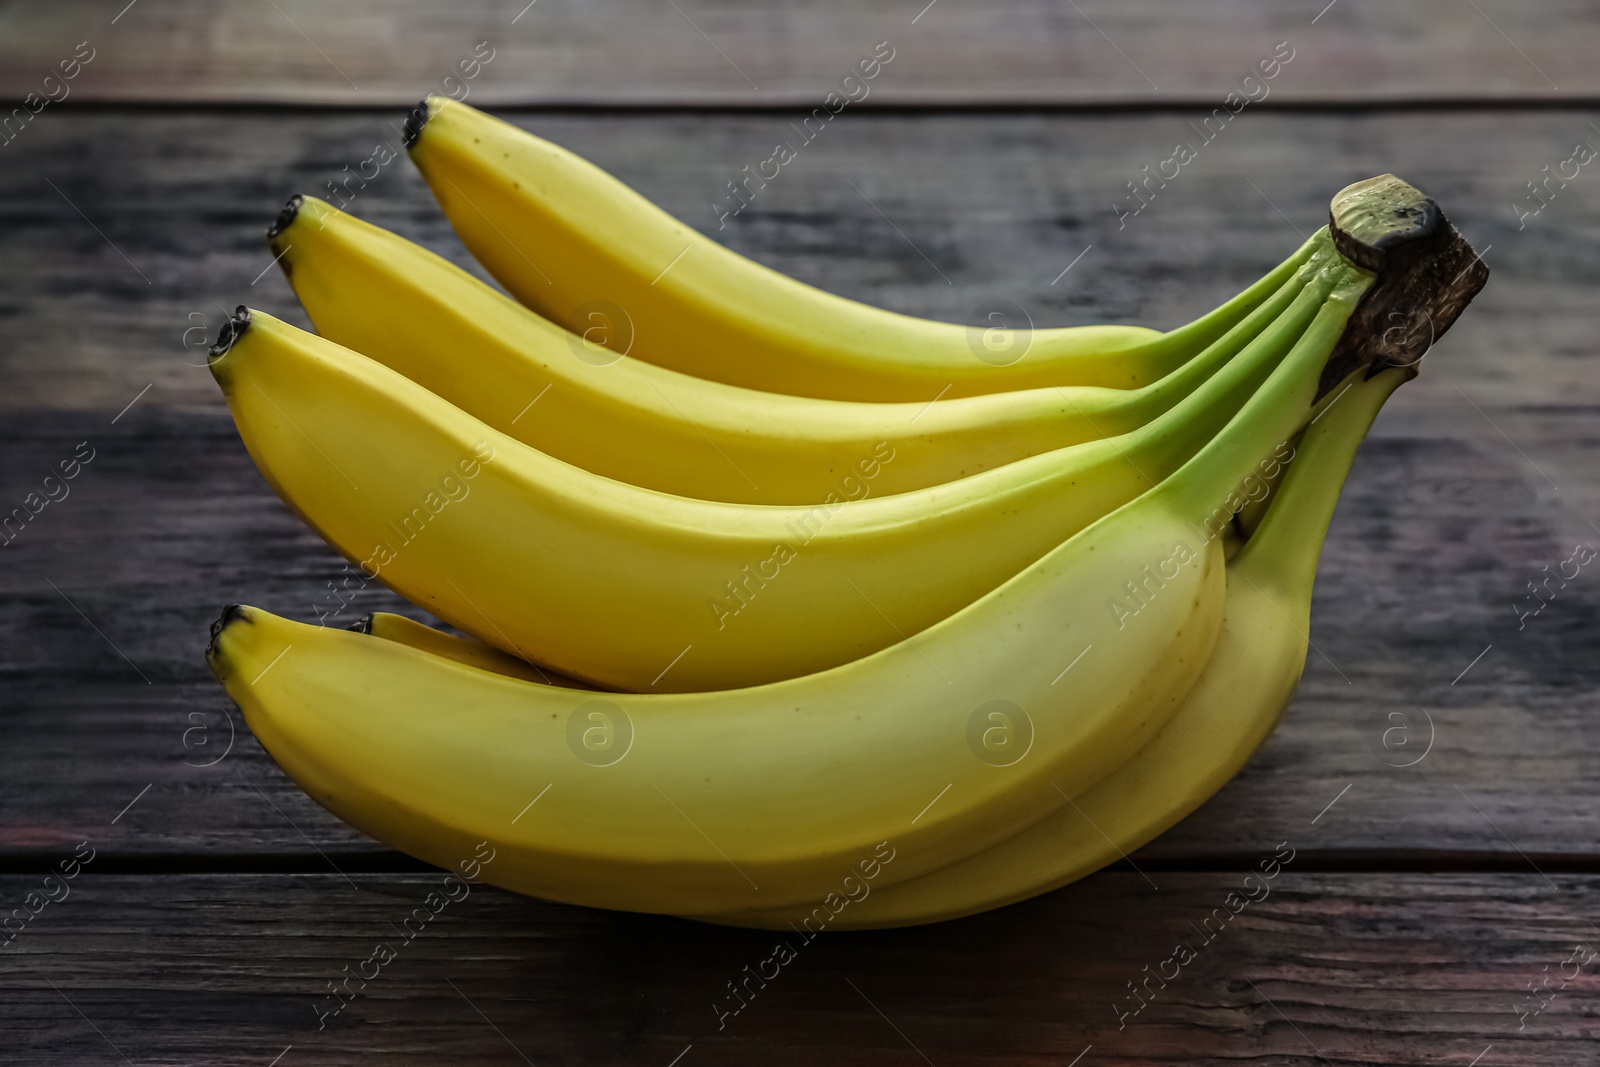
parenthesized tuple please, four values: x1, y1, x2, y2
(2, 0, 1596, 105)
(3, 1, 1599, 1062)
(4, 872, 1599, 1066)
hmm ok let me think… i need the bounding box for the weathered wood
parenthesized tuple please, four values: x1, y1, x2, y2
(2, 872, 1595, 1064)
(1, 0, 1594, 106)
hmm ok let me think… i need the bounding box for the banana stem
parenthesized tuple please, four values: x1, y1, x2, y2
(1132, 229, 1327, 378)
(1232, 368, 1404, 596)
(1160, 261, 1372, 528)
(1102, 259, 1312, 426)
(1118, 258, 1341, 488)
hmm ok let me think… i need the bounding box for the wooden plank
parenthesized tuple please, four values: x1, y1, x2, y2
(1, 111, 1596, 860)
(2, 871, 1595, 1064)
(0, 0, 1594, 106)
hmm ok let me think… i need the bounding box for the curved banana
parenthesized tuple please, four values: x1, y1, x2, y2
(695, 368, 1405, 928)
(207, 299, 1369, 914)
(404, 96, 1319, 401)
(349, 369, 1401, 927)
(208, 251, 1355, 691)
(271, 194, 1313, 505)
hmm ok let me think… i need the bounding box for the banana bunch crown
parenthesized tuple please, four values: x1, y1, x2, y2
(205, 125, 1486, 928)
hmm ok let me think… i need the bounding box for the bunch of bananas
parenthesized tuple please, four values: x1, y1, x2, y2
(205, 98, 1486, 929)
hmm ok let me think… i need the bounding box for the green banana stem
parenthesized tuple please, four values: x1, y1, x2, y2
(1116, 254, 1341, 488)
(1097, 255, 1312, 429)
(1234, 368, 1405, 595)
(1162, 259, 1373, 527)
(1121, 229, 1326, 379)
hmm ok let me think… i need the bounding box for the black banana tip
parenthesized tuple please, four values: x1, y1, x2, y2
(206, 603, 248, 657)
(403, 98, 431, 150)
(347, 614, 374, 635)
(209, 306, 251, 360)
(267, 194, 304, 239)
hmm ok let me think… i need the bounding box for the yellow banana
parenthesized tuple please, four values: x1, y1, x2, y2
(208, 247, 1354, 692)
(404, 96, 1313, 401)
(207, 291, 1371, 914)
(695, 368, 1406, 928)
(270, 194, 1314, 504)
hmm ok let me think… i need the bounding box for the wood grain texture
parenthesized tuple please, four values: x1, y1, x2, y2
(0, 0, 1593, 106)
(3, 871, 1596, 1064)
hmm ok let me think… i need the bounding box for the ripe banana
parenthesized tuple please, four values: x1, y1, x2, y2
(271, 193, 1315, 505)
(325, 367, 1401, 928)
(404, 96, 1311, 401)
(208, 245, 1353, 692)
(207, 286, 1370, 914)
(694, 367, 1406, 928)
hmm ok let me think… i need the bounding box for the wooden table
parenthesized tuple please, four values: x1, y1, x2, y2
(3, 2, 1598, 1063)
